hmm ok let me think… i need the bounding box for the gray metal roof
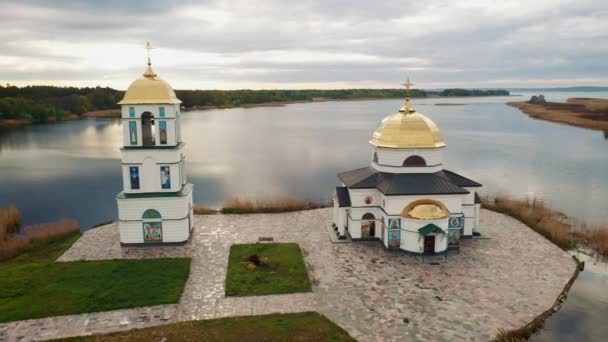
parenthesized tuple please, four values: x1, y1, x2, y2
(335, 187, 351, 207)
(337, 167, 480, 196)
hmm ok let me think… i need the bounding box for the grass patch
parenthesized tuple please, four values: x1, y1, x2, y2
(56, 311, 355, 342)
(221, 197, 328, 214)
(225, 243, 311, 296)
(0, 234, 191, 323)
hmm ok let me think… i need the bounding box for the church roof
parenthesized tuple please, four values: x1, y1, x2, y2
(335, 187, 351, 208)
(337, 167, 480, 196)
(369, 111, 446, 149)
(118, 64, 181, 105)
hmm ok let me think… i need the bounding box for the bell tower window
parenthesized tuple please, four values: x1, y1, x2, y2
(141, 112, 155, 146)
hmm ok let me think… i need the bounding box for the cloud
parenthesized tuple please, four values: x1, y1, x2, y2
(0, 0, 606, 89)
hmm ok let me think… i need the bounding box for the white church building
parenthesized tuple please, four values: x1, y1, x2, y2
(332, 81, 481, 255)
(115, 50, 193, 245)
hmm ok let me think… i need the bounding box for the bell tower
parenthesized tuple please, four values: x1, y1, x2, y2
(115, 42, 193, 245)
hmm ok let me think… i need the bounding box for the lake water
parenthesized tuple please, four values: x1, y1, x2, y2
(1, 92, 607, 340)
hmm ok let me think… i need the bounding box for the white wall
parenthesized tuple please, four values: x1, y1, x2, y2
(119, 217, 190, 243)
(370, 146, 444, 173)
(121, 156, 185, 193)
(121, 104, 180, 119)
(121, 104, 182, 147)
(117, 185, 193, 244)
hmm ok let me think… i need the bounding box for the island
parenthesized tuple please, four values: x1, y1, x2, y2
(508, 97, 608, 131)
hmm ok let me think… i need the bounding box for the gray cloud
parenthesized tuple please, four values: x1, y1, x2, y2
(0, 0, 607, 88)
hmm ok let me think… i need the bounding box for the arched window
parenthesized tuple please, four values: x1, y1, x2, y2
(142, 209, 162, 242)
(373, 152, 379, 164)
(403, 155, 426, 167)
(361, 213, 376, 238)
(141, 112, 155, 146)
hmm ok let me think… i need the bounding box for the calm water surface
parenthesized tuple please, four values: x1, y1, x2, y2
(1, 92, 607, 341)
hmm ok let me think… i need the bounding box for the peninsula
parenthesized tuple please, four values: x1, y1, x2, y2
(508, 97, 608, 131)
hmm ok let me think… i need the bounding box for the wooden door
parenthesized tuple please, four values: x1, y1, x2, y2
(423, 235, 435, 254)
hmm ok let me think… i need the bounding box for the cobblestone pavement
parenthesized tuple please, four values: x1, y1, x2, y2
(1, 209, 575, 342)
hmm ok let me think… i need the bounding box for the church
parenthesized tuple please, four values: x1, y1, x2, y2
(115, 44, 194, 245)
(332, 81, 481, 255)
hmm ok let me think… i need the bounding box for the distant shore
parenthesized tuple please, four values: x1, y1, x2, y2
(1, 95, 516, 128)
(507, 97, 608, 131)
(187, 94, 516, 111)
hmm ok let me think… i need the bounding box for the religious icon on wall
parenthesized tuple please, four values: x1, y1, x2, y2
(388, 218, 401, 230)
(143, 222, 162, 242)
(159, 121, 167, 144)
(387, 230, 400, 248)
(364, 196, 373, 205)
(449, 216, 463, 228)
(129, 121, 137, 145)
(129, 166, 140, 189)
(448, 228, 461, 247)
(160, 166, 171, 189)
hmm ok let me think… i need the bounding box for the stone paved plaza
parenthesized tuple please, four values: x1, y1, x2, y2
(0, 209, 575, 341)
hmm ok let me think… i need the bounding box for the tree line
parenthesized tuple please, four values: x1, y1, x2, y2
(0, 84, 509, 122)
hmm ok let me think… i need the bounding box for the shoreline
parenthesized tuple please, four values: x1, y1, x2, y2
(507, 97, 608, 131)
(188, 95, 518, 111)
(0, 95, 516, 128)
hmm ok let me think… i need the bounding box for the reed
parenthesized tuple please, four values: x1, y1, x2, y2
(221, 197, 328, 214)
(0, 205, 22, 239)
(482, 196, 608, 257)
(0, 218, 80, 261)
(193, 205, 219, 215)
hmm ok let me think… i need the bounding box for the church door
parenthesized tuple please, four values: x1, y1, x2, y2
(361, 213, 375, 238)
(423, 235, 435, 254)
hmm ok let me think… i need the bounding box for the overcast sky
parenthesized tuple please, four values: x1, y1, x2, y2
(0, 0, 606, 90)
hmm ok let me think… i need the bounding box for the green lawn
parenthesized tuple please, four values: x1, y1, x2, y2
(0, 234, 191, 323)
(225, 243, 311, 296)
(57, 311, 355, 342)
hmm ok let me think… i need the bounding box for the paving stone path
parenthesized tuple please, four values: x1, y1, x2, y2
(0, 209, 575, 342)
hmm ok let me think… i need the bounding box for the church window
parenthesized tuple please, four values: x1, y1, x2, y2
(159, 106, 165, 117)
(142, 209, 162, 242)
(160, 166, 171, 189)
(141, 112, 155, 146)
(159, 121, 167, 144)
(129, 166, 140, 189)
(128, 121, 137, 145)
(129, 107, 135, 118)
(403, 155, 426, 167)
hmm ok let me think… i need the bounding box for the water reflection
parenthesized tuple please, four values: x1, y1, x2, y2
(1, 93, 607, 229)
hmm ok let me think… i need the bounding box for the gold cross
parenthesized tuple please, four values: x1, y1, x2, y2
(145, 41, 155, 65)
(401, 77, 415, 98)
(401, 77, 415, 113)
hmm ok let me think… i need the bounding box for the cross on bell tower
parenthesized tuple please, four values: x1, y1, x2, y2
(143, 41, 157, 79)
(400, 78, 415, 114)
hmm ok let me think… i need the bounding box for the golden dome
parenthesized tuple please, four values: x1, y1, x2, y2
(118, 64, 181, 105)
(401, 199, 450, 220)
(370, 108, 445, 149)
